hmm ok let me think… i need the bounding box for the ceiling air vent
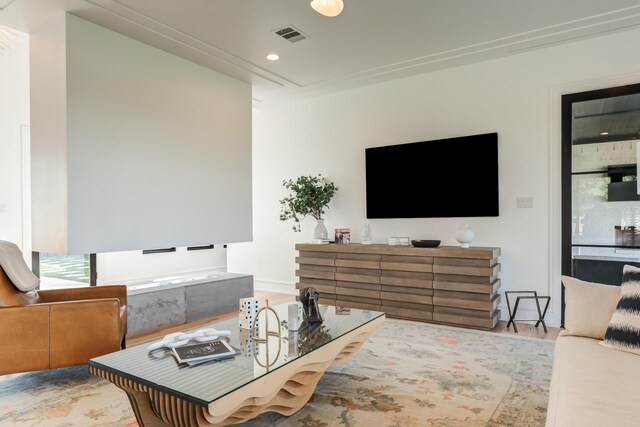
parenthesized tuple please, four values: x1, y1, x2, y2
(274, 25, 308, 43)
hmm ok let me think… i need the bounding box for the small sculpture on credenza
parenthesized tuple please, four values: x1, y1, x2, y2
(299, 287, 323, 324)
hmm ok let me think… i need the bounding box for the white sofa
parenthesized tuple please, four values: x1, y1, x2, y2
(546, 276, 640, 427)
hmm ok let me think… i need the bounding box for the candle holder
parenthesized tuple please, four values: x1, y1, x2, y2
(251, 299, 282, 370)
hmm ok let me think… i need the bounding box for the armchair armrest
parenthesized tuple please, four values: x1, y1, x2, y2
(0, 298, 123, 374)
(38, 285, 128, 338)
(0, 305, 50, 375)
(38, 285, 127, 306)
(48, 298, 123, 368)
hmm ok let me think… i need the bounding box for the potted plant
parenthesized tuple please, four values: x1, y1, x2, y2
(279, 174, 338, 240)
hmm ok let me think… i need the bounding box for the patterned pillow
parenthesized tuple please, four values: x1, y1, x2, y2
(602, 264, 640, 355)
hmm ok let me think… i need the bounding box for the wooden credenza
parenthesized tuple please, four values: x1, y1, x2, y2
(295, 243, 501, 330)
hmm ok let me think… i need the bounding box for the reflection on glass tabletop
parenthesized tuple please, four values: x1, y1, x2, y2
(89, 303, 384, 406)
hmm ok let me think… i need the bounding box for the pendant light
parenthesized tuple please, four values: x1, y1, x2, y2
(310, 0, 344, 17)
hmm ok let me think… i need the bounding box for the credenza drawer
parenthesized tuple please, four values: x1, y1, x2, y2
(335, 259, 379, 269)
(380, 262, 433, 273)
(296, 281, 335, 296)
(336, 282, 380, 300)
(336, 300, 381, 311)
(433, 292, 500, 311)
(433, 279, 501, 294)
(380, 275, 432, 288)
(433, 263, 500, 277)
(296, 256, 335, 267)
(380, 291, 433, 305)
(296, 269, 335, 280)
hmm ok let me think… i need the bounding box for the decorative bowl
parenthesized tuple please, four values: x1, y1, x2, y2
(410, 240, 441, 248)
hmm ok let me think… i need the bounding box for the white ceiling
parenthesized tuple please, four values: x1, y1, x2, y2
(3, 0, 640, 106)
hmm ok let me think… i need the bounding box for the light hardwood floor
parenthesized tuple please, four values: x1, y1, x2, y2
(128, 291, 560, 346)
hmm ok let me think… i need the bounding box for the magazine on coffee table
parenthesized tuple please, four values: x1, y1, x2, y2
(172, 340, 237, 365)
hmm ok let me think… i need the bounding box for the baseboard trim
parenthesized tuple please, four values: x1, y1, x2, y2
(254, 279, 297, 296)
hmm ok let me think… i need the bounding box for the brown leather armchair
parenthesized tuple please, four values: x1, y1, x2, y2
(0, 266, 127, 375)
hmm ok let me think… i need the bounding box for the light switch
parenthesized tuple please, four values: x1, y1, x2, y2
(0, 203, 6, 213)
(516, 197, 533, 208)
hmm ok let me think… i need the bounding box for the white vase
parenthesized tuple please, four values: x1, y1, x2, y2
(455, 223, 475, 248)
(361, 221, 373, 245)
(312, 219, 328, 241)
(288, 303, 299, 332)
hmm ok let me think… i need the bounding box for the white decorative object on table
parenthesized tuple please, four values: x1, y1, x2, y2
(388, 236, 410, 246)
(239, 327, 258, 357)
(287, 329, 299, 358)
(313, 219, 329, 241)
(288, 303, 299, 331)
(146, 328, 231, 352)
(455, 223, 475, 248)
(239, 297, 260, 330)
(361, 221, 372, 245)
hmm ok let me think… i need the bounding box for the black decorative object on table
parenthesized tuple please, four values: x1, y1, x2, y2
(297, 321, 332, 354)
(299, 287, 323, 324)
(410, 240, 441, 248)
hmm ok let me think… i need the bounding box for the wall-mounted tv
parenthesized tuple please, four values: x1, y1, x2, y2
(365, 132, 499, 218)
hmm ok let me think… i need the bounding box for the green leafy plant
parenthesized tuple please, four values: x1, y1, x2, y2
(279, 174, 338, 232)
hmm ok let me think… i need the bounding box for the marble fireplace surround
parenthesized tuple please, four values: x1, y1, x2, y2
(125, 271, 253, 337)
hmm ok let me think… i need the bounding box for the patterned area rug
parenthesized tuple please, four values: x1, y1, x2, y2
(0, 320, 554, 426)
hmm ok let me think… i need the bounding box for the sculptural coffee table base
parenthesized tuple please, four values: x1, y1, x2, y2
(90, 315, 384, 427)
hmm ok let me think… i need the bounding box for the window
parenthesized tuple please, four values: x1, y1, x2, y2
(37, 253, 90, 289)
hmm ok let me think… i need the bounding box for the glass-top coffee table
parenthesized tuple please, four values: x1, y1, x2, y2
(89, 302, 385, 427)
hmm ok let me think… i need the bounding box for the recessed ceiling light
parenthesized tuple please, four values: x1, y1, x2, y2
(266, 53, 279, 61)
(600, 131, 609, 136)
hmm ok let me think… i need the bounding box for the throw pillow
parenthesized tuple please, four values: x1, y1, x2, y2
(0, 240, 40, 292)
(562, 275, 620, 339)
(602, 265, 640, 355)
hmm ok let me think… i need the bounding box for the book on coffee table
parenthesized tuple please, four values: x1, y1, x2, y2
(172, 340, 237, 365)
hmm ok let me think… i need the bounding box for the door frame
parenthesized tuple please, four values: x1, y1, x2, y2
(561, 82, 640, 326)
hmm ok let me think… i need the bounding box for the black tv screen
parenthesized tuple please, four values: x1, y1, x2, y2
(365, 133, 499, 218)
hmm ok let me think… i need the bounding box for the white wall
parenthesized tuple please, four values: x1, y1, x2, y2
(228, 27, 640, 327)
(29, 14, 68, 255)
(31, 14, 252, 255)
(0, 18, 240, 283)
(0, 29, 30, 263)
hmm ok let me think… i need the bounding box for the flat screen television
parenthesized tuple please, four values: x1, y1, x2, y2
(365, 132, 499, 218)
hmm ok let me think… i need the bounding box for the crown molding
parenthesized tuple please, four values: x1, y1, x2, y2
(304, 6, 640, 90)
(256, 6, 640, 107)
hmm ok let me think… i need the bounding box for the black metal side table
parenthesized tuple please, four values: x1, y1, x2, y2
(505, 291, 551, 333)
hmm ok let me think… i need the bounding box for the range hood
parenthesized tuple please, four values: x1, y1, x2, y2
(607, 164, 640, 202)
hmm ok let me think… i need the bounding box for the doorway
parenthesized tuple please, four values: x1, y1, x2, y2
(561, 83, 640, 324)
